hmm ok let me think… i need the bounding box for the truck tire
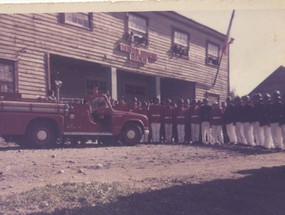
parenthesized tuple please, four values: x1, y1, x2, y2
(121, 123, 142, 146)
(27, 121, 56, 149)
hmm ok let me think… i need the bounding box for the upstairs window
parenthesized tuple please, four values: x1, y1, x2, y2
(127, 13, 148, 47)
(172, 30, 189, 57)
(0, 60, 15, 93)
(206, 42, 220, 66)
(62, 13, 92, 29)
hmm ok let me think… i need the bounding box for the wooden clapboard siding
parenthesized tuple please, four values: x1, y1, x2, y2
(0, 11, 228, 99)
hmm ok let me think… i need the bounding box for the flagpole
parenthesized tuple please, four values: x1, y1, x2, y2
(212, 10, 235, 87)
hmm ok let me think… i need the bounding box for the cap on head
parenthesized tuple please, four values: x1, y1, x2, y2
(177, 98, 184, 105)
(166, 98, 172, 105)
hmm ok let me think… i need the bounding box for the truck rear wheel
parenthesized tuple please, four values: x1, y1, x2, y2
(27, 121, 56, 149)
(121, 123, 142, 146)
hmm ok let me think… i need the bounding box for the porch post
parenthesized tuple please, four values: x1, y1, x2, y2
(155, 76, 161, 101)
(111, 67, 118, 101)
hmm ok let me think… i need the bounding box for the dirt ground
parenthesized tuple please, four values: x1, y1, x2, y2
(1, 141, 285, 214)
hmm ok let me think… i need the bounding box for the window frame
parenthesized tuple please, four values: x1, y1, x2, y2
(61, 13, 93, 30)
(205, 92, 220, 105)
(126, 13, 149, 47)
(172, 29, 190, 58)
(205, 41, 220, 67)
(0, 59, 16, 93)
(85, 76, 107, 96)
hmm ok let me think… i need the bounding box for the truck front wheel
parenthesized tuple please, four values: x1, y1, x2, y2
(121, 123, 142, 146)
(27, 121, 56, 149)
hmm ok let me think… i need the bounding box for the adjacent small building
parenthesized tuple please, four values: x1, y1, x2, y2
(249, 66, 285, 97)
(0, 11, 230, 103)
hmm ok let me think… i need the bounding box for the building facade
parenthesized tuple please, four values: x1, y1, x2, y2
(0, 12, 230, 103)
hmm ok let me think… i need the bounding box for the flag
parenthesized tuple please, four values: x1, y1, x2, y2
(212, 10, 235, 87)
(220, 10, 235, 57)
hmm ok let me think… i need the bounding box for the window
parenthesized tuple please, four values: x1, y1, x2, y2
(85, 78, 107, 96)
(0, 60, 15, 93)
(172, 30, 189, 57)
(206, 42, 220, 66)
(125, 84, 146, 96)
(206, 92, 220, 105)
(127, 13, 148, 46)
(62, 13, 92, 29)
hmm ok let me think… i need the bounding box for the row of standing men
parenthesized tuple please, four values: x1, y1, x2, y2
(113, 91, 285, 150)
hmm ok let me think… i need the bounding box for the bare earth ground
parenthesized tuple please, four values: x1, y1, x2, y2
(0, 141, 285, 214)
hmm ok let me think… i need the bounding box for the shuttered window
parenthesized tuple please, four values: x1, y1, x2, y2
(127, 14, 148, 46)
(172, 30, 189, 57)
(62, 13, 92, 29)
(206, 42, 220, 66)
(0, 60, 15, 93)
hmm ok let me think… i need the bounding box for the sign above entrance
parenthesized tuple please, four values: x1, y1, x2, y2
(119, 43, 158, 64)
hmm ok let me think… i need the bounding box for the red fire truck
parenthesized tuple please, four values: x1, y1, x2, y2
(0, 93, 149, 148)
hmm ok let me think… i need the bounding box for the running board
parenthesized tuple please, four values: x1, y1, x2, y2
(63, 132, 113, 136)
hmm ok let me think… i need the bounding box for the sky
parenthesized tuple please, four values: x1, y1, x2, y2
(0, 0, 284, 96)
(178, 9, 285, 96)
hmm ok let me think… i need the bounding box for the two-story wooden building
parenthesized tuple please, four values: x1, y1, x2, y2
(0, 11, 230, 103)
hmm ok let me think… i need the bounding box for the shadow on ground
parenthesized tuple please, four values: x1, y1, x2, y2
(33, 165, 285, 215)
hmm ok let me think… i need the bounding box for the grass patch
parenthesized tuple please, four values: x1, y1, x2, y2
(0, 182, 128, 214)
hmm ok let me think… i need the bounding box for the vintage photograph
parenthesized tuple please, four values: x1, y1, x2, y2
(0, 0, 285, 214)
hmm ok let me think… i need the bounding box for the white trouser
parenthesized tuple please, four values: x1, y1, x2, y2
(141, 132, 149, 143)
(243, 122, 254, 146)
(263, 125, 274, 149)
(271, 123, 283, 149)
(164, 123, 173, 143)
(282, 124, 285, 145)
(253, 122, 264, 146)
(212, 125, 224, 144)
(235, 122, 247, 144)
(177, 124, 185, 143)
(226, 123, 237, 144)
(191, 123, 200, 142)
(150, 122, 161, 143)
(201, 121, 211, 144)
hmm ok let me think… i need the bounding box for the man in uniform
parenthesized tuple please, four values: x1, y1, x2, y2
(189, 100, 201, 144)
(129, 97, 140, 113)
(139, 101, 150, 143)
(184, 99, 191, 144)
(260, 93, 274, 149)
(281, 94, 285, 148)
(210, 102, 224, 145)
(252, 93, 264, 147)
(270, 91, 283, 149)
(173, 99, 187, 144)
(234, 96, 247, 145)
(242, 95, 255, 146)
(200, 98, 212, 145)
(163, 99, 174, 144)
(223, 97, 237, 144)
(149, 97, 163, 143)
(115, 96, 129, 111)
